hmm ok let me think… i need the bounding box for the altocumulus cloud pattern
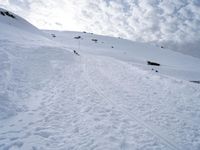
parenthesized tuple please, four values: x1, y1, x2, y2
(1, 0, 200, 57)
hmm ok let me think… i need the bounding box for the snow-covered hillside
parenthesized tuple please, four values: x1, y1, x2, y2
(45, 30, 200, 81)
(0, 9, 75, 120)
(0, 8, 200, 150)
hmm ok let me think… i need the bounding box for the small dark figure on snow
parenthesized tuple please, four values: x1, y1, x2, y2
(74, 36, 81, 39)
(51, 34, 56, 38)
(151, 68, 158, 73)
(73, 50, 80, 56)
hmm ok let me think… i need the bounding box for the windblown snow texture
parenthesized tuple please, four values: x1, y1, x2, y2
(0, 8, 200, 150)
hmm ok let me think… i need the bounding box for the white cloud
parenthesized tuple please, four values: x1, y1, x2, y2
(1, 0, 200, 57)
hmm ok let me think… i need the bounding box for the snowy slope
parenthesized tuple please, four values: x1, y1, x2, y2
(0, 9, 75, 120)
(1, 8, 200, 150)
(0, 8, 40, 34)
(45, 30, 200, 81)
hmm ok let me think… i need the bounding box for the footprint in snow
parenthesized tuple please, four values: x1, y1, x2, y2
(9, 124, 15, 127)
(3, 141, 23, 150)
(34, 131, 52, 138)
(9, 137, 19, 141)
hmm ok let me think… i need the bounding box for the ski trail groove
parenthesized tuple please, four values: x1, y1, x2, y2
(82, 55, 180, 150)
(95, 56, 200, 150)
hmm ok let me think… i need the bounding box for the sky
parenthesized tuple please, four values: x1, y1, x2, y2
(1, 0, 200, 57)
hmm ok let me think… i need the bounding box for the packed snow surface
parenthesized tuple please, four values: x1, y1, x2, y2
(0, 8, 200, 150)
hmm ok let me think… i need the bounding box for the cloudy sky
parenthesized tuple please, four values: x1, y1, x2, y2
(1, 0, 200, 57)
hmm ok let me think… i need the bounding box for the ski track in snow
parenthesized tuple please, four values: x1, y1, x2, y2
(82, 56, 180, 150)
(82, 55, 200, 150)
(0, 54, 200, 150)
